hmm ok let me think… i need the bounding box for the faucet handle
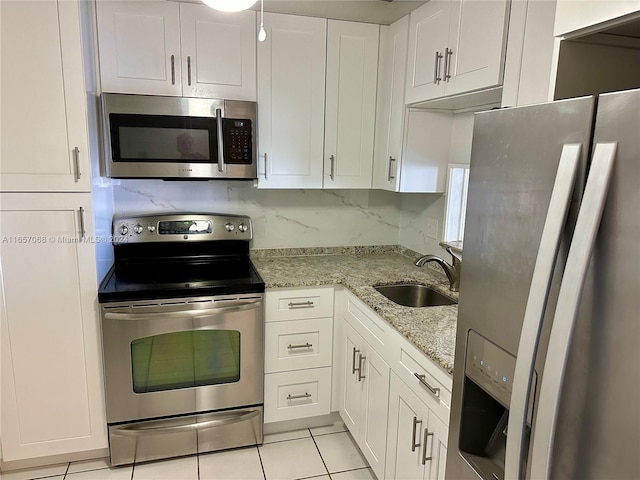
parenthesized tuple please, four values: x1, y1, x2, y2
(446, 246, 462, 264)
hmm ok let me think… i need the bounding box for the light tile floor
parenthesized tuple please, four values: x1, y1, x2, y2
(0, 423, 375, 480)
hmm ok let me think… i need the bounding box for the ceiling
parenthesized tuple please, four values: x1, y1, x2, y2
(180, 0, 427, 25)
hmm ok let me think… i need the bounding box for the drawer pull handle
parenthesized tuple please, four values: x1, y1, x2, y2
(357, 354, 366, 382)
(288, 342, 313, 350)
(287, 392, 311, 401)
(422, 428, 434, 464)
(414, 372, 440, 398)
(411, 416, 422, 451)
(288, 301, 314, 309)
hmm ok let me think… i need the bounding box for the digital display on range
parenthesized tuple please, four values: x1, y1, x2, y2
(158, 220, 212, 235)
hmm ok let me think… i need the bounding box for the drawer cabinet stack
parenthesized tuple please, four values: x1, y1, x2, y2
(264, 287, 335, 423)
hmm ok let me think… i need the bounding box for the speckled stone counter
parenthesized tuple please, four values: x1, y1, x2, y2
(251, 246, 457, 375)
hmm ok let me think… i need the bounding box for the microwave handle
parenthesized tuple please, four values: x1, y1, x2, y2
(216, 108, 225, 173)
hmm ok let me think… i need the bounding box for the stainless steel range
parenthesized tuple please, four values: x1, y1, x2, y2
(98, 213, 265, 466)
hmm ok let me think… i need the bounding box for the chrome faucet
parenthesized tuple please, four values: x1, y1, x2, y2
(415, 247, 462, 292)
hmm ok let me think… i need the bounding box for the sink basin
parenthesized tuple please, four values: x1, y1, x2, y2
(374, 284, 457, 307)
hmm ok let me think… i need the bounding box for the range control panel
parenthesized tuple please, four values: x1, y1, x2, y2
(112, 213, 252, 243)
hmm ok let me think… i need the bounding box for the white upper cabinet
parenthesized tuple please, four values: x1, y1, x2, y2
(96, 1, 181, 96)
(373, 16, 410, 191)
(324, 20, 379, 189)
(180, 4, 256, 100)
(257, 13, 327, 189)
(96, 1, 256, 100)
(0, 0, 91, 192)
(405, 0, 510, 104)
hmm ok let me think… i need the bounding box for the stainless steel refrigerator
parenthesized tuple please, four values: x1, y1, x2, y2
(446, 88, 639, 480)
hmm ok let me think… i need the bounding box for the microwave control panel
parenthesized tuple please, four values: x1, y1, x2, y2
(225, 119, 252, 164)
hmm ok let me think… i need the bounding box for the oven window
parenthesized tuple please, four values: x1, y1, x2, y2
(130, 330, 240, 394)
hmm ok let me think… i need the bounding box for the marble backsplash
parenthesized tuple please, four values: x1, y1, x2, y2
(113, 180, 402, 250)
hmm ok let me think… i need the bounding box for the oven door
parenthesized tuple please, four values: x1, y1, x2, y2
(101, 294, 264, 424)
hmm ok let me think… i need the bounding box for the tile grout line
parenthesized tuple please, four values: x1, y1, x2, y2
(308, 428, 331, 479)
(256, 444, 267, 480)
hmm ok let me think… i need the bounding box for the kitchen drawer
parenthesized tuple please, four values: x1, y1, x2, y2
(265, 287, 334, 322)
(265, 318, 333, 373)
(342, 290, 391, 356)
(264, 367, 332, 423)
(394, 341, 452, 423)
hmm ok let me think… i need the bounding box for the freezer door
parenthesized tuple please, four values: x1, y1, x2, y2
(542, 88, 640, 480)
(446, 96, 596, 480)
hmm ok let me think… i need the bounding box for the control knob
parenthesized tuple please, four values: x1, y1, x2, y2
(148, 225, 156, 232)
(238, 223, 248, 233)
(118, 224, 128, 236)
(134, 224, 144, 234)
(225, 222, 235, 232)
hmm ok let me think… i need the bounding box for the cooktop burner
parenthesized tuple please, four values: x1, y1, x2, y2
(98, 213, 265, 303)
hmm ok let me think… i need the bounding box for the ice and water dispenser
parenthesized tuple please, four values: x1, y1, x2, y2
(458, 331, 536, 480)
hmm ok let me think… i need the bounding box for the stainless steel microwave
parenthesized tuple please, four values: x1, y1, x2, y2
(101, 93, 257, 180)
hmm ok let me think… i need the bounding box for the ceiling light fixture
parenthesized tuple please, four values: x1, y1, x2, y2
(202, 0, 258, 13)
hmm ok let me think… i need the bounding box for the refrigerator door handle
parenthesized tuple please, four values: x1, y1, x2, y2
(530, 142, 617, 480)
(505, 144, 582, 480)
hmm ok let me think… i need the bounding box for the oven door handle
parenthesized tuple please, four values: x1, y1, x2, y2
(110, 409, 261, 437)
(104, 300, 262, 321)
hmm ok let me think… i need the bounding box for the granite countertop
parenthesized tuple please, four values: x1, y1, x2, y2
(251, 246, 457, 375)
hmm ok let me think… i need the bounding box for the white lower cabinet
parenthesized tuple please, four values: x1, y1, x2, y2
(340, 321, 390, 479)
(264, 287, 334, 424)
(0, 193, 107, 461)
(386, 374, 448, 480)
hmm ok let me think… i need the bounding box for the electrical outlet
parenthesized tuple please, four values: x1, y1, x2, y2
(426, 217, 439, 239)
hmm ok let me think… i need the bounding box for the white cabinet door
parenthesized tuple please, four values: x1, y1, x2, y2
(445, 0, 509, 97)
(0, 194, 107, 461)
(373, 16, 409, 191)
(386, 373, 448, 480)
(0, 0, 90, 192)
(96, 0, 181, 95)
(405, 1, 450, 105)
(180, 4, 256, 100)
(340, 321, 364, 433)
(257, 13, 326, 189)
(324, 20, 379, 189)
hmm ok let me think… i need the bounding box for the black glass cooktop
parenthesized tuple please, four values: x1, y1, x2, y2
(98, 257, 264, 303)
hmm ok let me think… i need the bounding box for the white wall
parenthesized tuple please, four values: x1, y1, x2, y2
(113, 180, 401, 249)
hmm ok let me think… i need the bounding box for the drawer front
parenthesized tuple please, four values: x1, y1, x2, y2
(264, 367, 332, 423)
(265, 318, 333, 373)
(396, 345, 451, 423)
(266, 287, 334, 322)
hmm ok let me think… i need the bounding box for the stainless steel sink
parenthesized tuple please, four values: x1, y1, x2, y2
(374, 284, 457, 307)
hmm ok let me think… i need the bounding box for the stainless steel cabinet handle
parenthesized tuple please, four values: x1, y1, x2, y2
(263, 153, 268, 179)
(414, 372, 440, 398)
(288, 343, 313, 350)
(434, 51, 443, 84)
(187, 55, 192, 86)
(288, 301, 314, 309)
(111, 409, 260, 437)
(287, 392, 312, 401)
(170, 55, 175, 85)
(388, 156, 396, 181)
(352, 347, 360, 374)
(73, 147, 81, 180)
(330, 155, 335, 180)
(357, 354, 366, 382)
(411, 416, 422, 451)
(78, 207, 85, 239)
(444, 48, 453, 81)
(216, 108, 225, 173)
(422, 428, 434, 464)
